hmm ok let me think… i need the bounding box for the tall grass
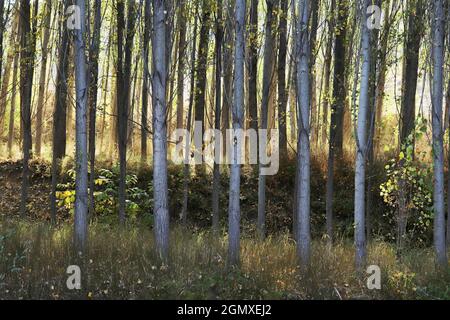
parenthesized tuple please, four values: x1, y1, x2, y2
(0, 221, 449, 300)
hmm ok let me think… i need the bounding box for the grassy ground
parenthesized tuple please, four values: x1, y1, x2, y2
(0, 221, 449, 300)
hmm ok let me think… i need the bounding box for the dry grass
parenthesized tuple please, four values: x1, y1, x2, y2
(0, 220, 449, 300)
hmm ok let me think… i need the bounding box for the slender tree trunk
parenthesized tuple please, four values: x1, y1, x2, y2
(194, 0, 211, 166)
(228, 0, 245, 266)
(431, 0, 447, 268)
(248, 0, 258, 158)
(296, 0, 311, 268)
(0, 10, 19, 137)
(277, 0, 288, 161)
(212, 0, 223, 232)
(100, 30, 112, 153)
(141, 0, 151, 165)
(88, 0, 102, 219)
(8, 54, 19, 157)
(153, 0, 170, 262)
(73, 0, 89, 253)
(354, 0, 372, 270)
(181, 7, 198, 224)
(117, 0, 136, 224)
(19, 0, 38, 218)
(222, 0, 234, 160)
(326, 0, 346, 244)
(374, 0, 397, 154)
(34, 0, 52, 157)
(308, 0, 320, 146)
(321, 0, 335, 146)
(0, 0, 4, 89)
(400, 0, 424, 149)
(50, 0, 71, 224)
(257, 0, 277, 239)
(176, 0, 186, 131)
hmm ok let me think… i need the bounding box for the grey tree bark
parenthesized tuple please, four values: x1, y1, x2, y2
(295, 0, 311, 268)
(257, 0, 277, 240)
(354, 0, 372, 270)
(152, 0, 170, 262)
(73, 0, 89, 253)
(228, 0, 245, 266)
(431, 0, 447, 268)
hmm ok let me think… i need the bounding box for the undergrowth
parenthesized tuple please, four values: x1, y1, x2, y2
(0, 221, 448, 300)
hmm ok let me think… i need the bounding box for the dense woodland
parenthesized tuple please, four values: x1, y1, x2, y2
(0, 0, 450, 299)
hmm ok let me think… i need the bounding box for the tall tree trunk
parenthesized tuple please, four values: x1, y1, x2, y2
(354, 0, 372, 270)
(194, 0, 211, 165)
(222, 0, 234, 160)
(397, 0, 424, 250)
(326, 0, 346, 244)
(374, 0, 397, 154)
(431, 0, 447, 268)
(181, 8, 198, 224)
(50, 0, 71, 224)
(228, 0, 245, 266)
(308, 0, 320, 146)
(141, 0, 151, 165)
(0, 10, 19, 137)
(366, 0, 382, 244)
(7, 53, 19, 157)
(152, 0, 170, 262)
(117, 0, 136, 224)
(320, 8, 333, 146)
(88, 0, 102, 219)
(296, 0, 311, 268)
(19, 0, 38, 218)
(257, 0, 277, 239)
(212, 0, 223, 233)
(277, 0, 288, 161)
(0, 0, 5, 104)
(247, 0, 258, 158)
(176, 0, 186, 131)
(34, 0, 52, 157)
(399, 0, 424, 148)
(73, 0, 89, 253)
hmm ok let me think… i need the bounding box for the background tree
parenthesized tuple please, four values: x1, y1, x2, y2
(258, 0, 277, 239)
(87, 0, 102, 218)
(34, 0, 52, 157)
(19, 0, 38, 218)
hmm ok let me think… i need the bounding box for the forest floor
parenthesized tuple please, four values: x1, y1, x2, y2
(0, 221, 449, 299)
(0, 160, 449, 299)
